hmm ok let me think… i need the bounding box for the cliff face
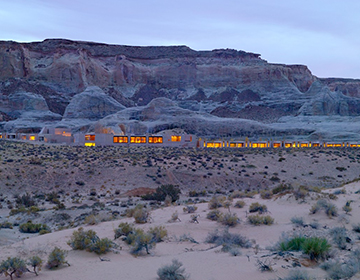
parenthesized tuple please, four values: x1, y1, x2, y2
(1, 39, 360, 139)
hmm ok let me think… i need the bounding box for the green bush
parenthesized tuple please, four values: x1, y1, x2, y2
(302, 237, 331, 261)
(128, 228, 155, 255)
(206, 209, 223, 221)
(148, 226, 168, 243)
(133, 204, 150, 224)
(47, 247, 69, 269)
(208, 196, 226, 209)
(234, 200, 245, 208)
(272, 183, 293, 195)
(220, 213, 239, 227)
(0, 221, 13, 229)
(67, 227, 115, 255)
(157, 259, 189, 280)
(280, 236, 306, 251)
(0, 257, 27, 280)
(249, 202, 268, 214)
(142, 185, 181, 202)
(260, 190, 272, 199)
(19, 221, 51, 234)
(15, 193, 36, 208)
(279, 236, 330, 261)
(114, 222, 135, 239)
(27, 256, 42, 276)
(247, 215, 274, 226)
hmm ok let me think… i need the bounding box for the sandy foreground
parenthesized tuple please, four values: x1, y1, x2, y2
(2, 182, 360, 280)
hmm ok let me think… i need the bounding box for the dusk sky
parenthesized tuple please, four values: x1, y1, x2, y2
(1, 0, 359, 79)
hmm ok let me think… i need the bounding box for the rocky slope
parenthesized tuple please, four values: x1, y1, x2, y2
(1, 39, 360, 139)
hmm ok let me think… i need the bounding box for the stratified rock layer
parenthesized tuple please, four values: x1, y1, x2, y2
(0, 39, 360, 139)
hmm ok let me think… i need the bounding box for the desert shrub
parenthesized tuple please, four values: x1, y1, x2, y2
(301, 237, 331, 261)
(128, 228, 155, 255)
(260, 190, 272, 199)
(15, 193, 36, 208)
(293, 186, 309, 201)
(310, 199, 338, 218)
(309, 221, 320, 229)
(183, 205, 197, 213)
(9, 205, 40, 216)
(0, 222, 13, 229)
(188, 190, 206, 197)
(168, 211, 181, 223)
(206, 209, 223, 221)
(272, 183, 293, 195)
(84, 214, 99, 225)
(280, 236, 307, 251)
(142, 185, 181, 202)
(47, 247, 69, 269)
(114, 222, 135, 239)
(283, 269, 312, 280)
(206, 228, 251, 249)
(234, 200, 245, 208)
(247, 215, 274, 226)
(148, 226, 168, 243)
(342, 201, 352, 214)
(19, 221, 50, 234)
(27, 256, 42, 276)
(249, 202, 267, 214)
(157, 259, 189, 280)
(220, 213, 239, 227)
(39, 228, 52, 235)
(279, 236, 330, 260)
(208, 196, 226, 209)
(177, 233, 198, 244)
(352, 223, 360, 233)
(67, 227, 115, 255)
(0, 257, 27, 280)
(322, 248, 360, 279)
(291, 216, 305, 227)
(91, 238, 115, 255)
(329, 227, 350, 250)
(189, 214, 199, 223)
(133, 204, 150, 224)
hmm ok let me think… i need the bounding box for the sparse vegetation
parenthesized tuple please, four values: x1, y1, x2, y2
(247, 215, 274, 226)
(206, 209, 223, 221)
(220, 212, 239, 227)
(47, 247, 69, 269)
(67, 227, 116, 255)
(310, 199, 338, 218)
(279, 236, 330, 261)
(249, 202, 268, 214)
(157, 259, 189, 280)
(142, 184, 181, 202)
(19, 221, 51, 234)
(0, 257, 27, 280)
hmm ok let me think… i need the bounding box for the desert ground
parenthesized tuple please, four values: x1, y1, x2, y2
(1, 140, 360, 279)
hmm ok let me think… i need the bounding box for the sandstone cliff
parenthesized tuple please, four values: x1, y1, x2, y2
(1, 39, 360, 139)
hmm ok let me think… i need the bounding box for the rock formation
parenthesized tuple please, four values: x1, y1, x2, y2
(0, 39, 360, 139)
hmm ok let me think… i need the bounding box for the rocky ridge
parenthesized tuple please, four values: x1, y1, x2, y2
(1, 39, 360, 140)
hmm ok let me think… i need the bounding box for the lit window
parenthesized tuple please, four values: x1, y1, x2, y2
(312, 143, 320, 147)
(229, 143, 236, 148)
(148, 136, 163, 144)
(300, 143, 308, 147)
(130, 136, 146, 143)
(273, 143, 281, 148)
(85, 143, 95, 147)
(21, 135, 27, 140)
(171, 136, 181, 142)
(85, 134, 95, 141)
(113, 136, 128, 143)
(284, 143, 291, 148)
(29, 136, 36, 141)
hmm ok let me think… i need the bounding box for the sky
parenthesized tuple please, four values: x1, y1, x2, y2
(1, 0, 359, 79)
